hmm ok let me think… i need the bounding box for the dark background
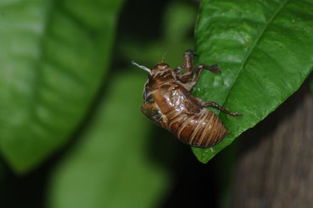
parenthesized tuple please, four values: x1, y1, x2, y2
(1, 0, 312, 207)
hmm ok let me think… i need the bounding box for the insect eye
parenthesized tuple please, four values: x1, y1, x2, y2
(141, 108, 162, 122)
(145, 94, 154, 103)
(143, 87, 154, 103)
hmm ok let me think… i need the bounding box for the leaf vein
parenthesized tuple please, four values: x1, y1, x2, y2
(221, 0, 290, 109)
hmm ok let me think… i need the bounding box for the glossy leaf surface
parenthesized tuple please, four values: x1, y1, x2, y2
(0, 0, 123, 172)
(48, 73, 169, 208)
(193, 0, 313, 162)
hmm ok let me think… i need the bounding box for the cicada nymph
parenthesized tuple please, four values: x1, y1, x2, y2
(132, 50, 240, 148)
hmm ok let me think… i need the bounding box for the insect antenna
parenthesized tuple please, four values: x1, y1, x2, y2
(131, 61, 151, 74)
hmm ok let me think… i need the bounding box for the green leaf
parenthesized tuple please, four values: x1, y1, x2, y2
(0, 0, 123, 173)
(193, 0, 313, 162)
(48, 72, 169, 208)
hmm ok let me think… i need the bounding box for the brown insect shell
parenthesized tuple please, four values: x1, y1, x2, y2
(141, 63, 191, 120)
(141, 63, 228, 148)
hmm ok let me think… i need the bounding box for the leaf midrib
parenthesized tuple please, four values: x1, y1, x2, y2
(219, 0, 290, 112)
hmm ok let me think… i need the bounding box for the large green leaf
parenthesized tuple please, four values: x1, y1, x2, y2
(192, 0, 313, 162)
(0, 0, 123, 172)
(48, 72, 169, 208)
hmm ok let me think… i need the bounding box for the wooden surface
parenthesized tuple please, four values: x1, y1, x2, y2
(231, 85, 313, 208)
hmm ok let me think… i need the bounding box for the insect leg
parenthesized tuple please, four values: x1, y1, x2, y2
(175, 49, 196, 71)
(186, 64, 221, 88)
(183, 49, 195, 72)
(175, 50, 223, 91)
(196, 64, 221, 74)
(174, 50, 197, 90)
(200, 101, 241, 116)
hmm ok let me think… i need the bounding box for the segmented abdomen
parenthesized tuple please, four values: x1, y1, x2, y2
(164, 109, 228, 147)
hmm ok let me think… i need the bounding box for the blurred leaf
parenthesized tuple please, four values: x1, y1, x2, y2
(193, 0, 313, 162)
(163, 2, 196, 43)
(123, 1, 196, 67)
(48, 72, 169, 208)
(0, 0, 123, 172)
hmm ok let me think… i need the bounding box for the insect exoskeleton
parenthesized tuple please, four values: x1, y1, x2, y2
(132, 50, 240, 148)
